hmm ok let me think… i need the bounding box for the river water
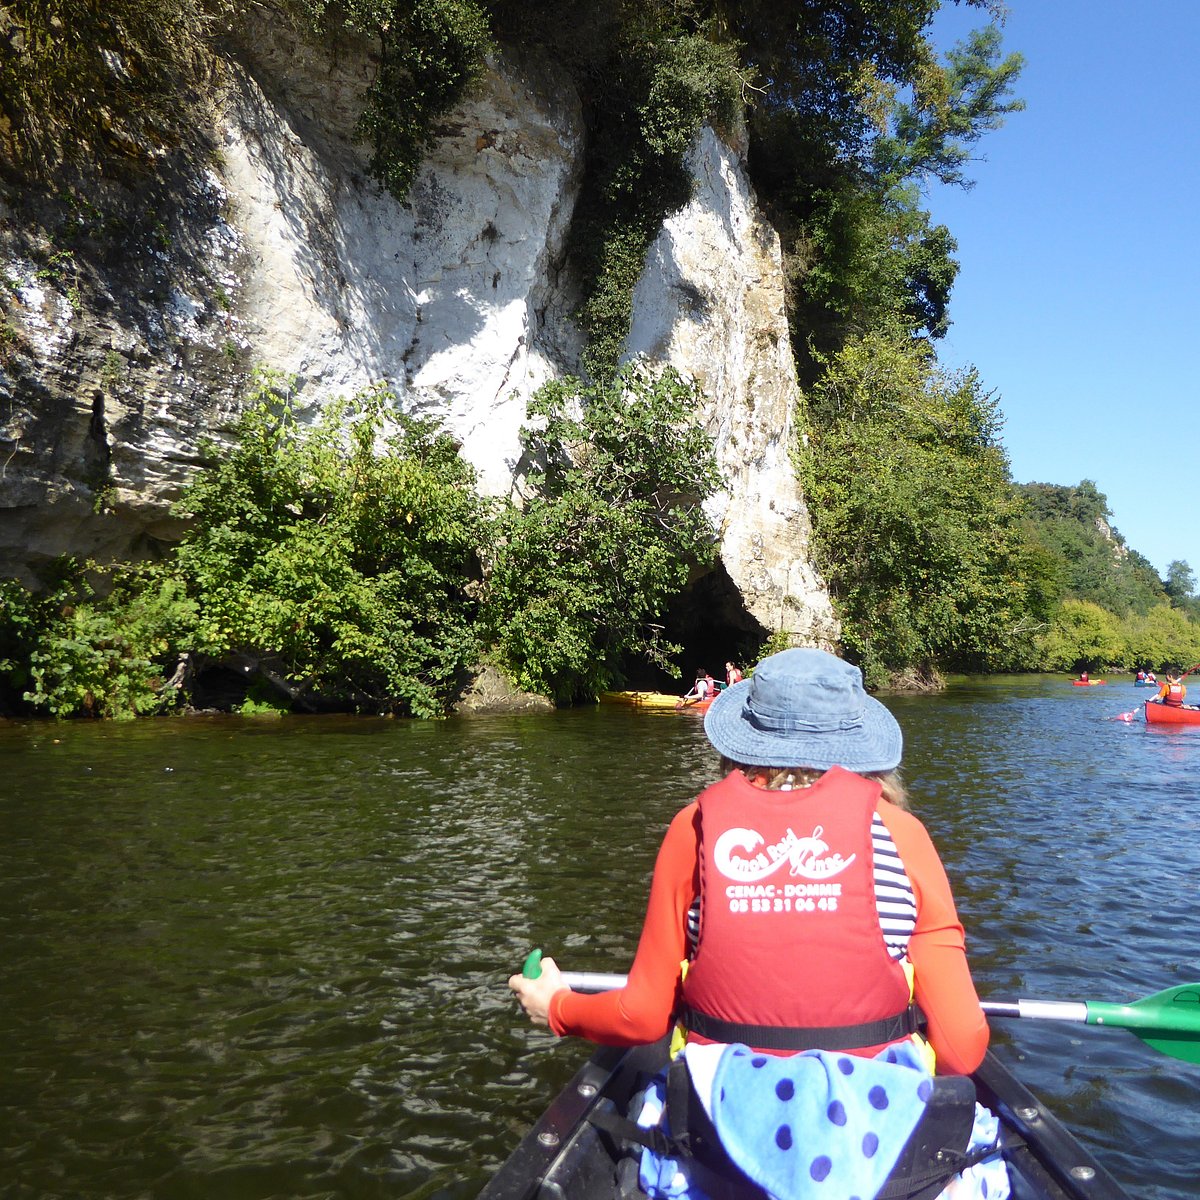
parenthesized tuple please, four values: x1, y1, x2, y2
(1, 677, 1197, 1199)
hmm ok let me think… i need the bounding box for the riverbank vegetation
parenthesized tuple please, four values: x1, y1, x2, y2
(0, 366, 715, 717)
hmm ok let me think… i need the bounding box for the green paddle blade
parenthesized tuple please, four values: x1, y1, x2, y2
(1088, 984, 1200, 1064)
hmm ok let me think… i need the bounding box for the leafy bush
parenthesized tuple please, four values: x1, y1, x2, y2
(169, 372, 488, 716)
(0, 575, 64, 713)
(1036, 599, 1125, 674)
(11, 566, 194, 719)
(1118, 605, 1200, 674)
(487, 362, 717, 702)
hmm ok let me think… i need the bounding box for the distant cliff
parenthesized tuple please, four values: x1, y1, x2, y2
(0, 19, 836, 651)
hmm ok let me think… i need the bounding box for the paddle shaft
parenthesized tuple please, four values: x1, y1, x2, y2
(528, 960, 1200, 1061)
(558, 973, 1182, 1031)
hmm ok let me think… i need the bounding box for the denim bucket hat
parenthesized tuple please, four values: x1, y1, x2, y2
(702, 648, 902, 772)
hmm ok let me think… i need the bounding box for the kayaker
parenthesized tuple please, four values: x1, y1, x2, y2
(1135, 669, 1146, 682)
(1154, 671, 1186, 707)
(510, 648, 995, 1200)
(678, 668, 712, 707)
(725, 661, 744, 686)
(1078, 670, 1089, 683)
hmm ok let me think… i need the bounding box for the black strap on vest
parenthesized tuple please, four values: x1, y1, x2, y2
(680, 1002, 922, 1052)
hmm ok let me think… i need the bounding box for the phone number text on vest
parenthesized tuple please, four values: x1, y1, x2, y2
(725, 882, 842, 913)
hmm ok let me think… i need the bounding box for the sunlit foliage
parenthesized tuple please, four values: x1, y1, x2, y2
(800, 326, 1044, 684)
(486, 362, 717, 703)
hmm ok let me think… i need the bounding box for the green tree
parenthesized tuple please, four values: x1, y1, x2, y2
(1037, 599, 1124, 673)
(799, 327, 1041, 684)
(1017, 481, 1167, 617)
(737, 2, 1024, 362)
(1121, 604, 1200, 674)
(487, 362, 717, 702)
(1164, 559, 1197, 604)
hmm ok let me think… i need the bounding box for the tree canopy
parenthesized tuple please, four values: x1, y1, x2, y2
(799, 326, 1045, 684)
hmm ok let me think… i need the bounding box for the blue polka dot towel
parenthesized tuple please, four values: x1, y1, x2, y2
(703, 1040, 931, 1200)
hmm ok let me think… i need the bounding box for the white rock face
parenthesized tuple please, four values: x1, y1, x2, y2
(626, 127, 837, 645)
(0, 34, 835, 648)
(217, 46, 583, 496)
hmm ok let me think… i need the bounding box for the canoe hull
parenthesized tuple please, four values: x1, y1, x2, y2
(599, 691, 682, 708)
(599, 691, 714, 712)
(480, 1040, 1131, 1200)
(1072, 680, 1106, 686)
(1145, 701, 1200, 726)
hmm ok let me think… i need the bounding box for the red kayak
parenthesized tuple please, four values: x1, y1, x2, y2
(1145, 702, 1200, 726)
(1072, 680, 1106, 686)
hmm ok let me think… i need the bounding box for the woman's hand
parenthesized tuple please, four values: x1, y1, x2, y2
(507, 955, 567, 1027)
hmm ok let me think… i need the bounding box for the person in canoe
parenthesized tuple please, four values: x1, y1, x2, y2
(678, 668, 715, 707)
(1077, 670, 1090, 683)
(725, 661, 744, 687)
(1152, 671, 1187, 707)
(510, 648, 999, 1200)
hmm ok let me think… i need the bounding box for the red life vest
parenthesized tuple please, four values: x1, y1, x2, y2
(681, 767, 912, 1055)
(1165, 681, 1186, 706)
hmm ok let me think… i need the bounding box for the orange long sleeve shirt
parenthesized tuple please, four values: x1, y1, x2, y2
(549, 796, 989, 1075)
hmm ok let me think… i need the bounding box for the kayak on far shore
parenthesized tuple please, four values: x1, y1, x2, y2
(599, 691, 716, 712)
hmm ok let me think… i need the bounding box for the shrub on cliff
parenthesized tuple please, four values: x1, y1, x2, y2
(486, 362, 717, 703)
(166, 372, 489, 716)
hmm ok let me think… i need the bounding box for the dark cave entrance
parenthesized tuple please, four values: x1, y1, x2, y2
(617, 560, 770, 691)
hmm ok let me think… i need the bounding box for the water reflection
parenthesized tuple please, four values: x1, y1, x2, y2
(1, 680, 1198, 1199)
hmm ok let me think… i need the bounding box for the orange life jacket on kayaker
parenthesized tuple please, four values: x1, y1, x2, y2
(681, 767, 914, 1055)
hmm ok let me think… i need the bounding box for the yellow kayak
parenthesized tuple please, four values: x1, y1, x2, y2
(598, 691, 716, 712)
(598, 691, 684, 708)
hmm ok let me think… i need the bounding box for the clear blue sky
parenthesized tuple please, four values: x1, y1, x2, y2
(927, 1, 1200, 582)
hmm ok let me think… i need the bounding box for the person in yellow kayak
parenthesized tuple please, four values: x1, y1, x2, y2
(510, 648, 999, 1200)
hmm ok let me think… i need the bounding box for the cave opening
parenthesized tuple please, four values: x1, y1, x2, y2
(616, 560, 770, 692)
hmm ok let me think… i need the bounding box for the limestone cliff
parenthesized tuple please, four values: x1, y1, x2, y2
(0, 29, 836, 656)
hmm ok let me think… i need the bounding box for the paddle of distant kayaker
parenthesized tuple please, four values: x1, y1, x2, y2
(509, 647, 1001, 1200)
